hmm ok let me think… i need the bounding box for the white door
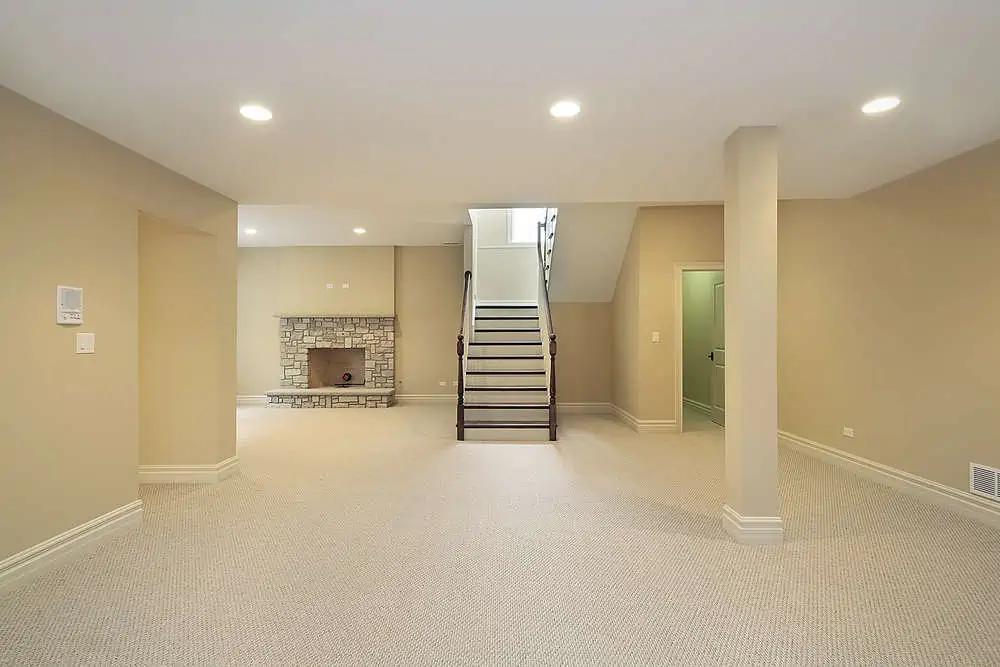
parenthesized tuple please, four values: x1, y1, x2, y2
(710, 281, 725, 427)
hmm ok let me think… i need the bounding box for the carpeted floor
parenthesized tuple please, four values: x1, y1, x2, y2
(2, 405, 999, 666)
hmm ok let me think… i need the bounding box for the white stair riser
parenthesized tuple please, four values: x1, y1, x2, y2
(462, 428, 552, 442)
(472, 330, 542, 342)
(467, 357, 545, 371)
(464, 390, 549, 403)
(475, 308, 539, 318)
(468, 344, 543, 356)
(464, 408, 550, 422)
(473, 318, 540, 330)
(465, 375, 547, 387)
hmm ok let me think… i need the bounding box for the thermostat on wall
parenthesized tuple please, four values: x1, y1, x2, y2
(56, 285, 84, 325)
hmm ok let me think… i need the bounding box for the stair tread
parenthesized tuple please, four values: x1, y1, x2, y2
(464, 421, 550, 428)
(477, 304, 538, 308)
(467, 370, 545, 375)
(475, 316, 539, 320)
(470, 341, 540, 345)
(468, 355, 544, 360)
(464, 403, 550, 409)
(465, 385, 547, 391)
(474, 328, 541, 333)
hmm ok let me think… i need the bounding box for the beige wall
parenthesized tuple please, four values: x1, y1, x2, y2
(611, 219, 641, 415)
(0, 87, 236, 562)
(778, 140, 1000, 492)
(607, 141, 1000, 494)
(682, 270, 724, 407)
(635, 206, 725, 421)
(550, 303, 612, 404)
(237, 246, 395, 395)
(394, 246, 465, 396)
(139, 215, 229, 466)
(611, 206, 724, 421)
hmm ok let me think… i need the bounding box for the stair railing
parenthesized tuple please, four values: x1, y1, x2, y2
(456, 269, 473, 440)
(536, 217, 557, 440)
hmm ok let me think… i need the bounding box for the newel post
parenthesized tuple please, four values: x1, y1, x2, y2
(457, 334, 465, 441)
(549, 334, 558, 441)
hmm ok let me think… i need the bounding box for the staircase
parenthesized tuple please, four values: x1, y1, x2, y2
(463, 305, 551, 439)
(457, 210, 558, 441)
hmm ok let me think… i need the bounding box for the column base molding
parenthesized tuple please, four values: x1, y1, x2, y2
(722, 505, 784, 545)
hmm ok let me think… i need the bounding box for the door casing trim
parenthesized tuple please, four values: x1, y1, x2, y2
(674, 262, 725, 433)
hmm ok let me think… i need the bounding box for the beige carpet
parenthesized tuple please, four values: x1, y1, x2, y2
(2, 405, 999, 666)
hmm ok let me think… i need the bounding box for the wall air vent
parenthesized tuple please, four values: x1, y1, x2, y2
(970, 463, 1000, 502)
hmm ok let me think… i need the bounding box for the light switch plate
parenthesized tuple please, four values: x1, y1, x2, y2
(342, 282, 350, 289)
(326, 283, 334, 289)
(75, 332, 95, 354)
(652, 331, 660, 343)
(842, 426, 855, 438)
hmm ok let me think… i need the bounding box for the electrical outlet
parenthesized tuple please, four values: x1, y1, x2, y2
(438, 381, 448, 387)
(842, 426, 855, 438)
(452, 380, 459, 386)
(652, 331, 660, 343)
(326, 283, 334, 289)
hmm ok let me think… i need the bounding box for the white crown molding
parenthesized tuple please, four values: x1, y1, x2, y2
(138, 455, 239, 484)
(779, 431, 1000, 531)
(722, 505, 785, 545)
(0, 500, 143, 592)
(611, 404, 677, 433)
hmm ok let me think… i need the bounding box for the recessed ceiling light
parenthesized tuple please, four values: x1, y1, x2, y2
(861, 96, 900, 115)
(243, 228, 258, 235)
(550, 100, 581, 119)
(353, 227, 367, 235)
(239, 104, 272, 122)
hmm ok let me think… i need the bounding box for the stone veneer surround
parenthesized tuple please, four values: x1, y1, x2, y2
(271, 316, 395, 408)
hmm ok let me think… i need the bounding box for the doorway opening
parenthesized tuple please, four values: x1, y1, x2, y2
(675, 263, 725, 433)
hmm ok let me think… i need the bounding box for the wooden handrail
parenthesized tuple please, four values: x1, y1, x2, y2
(536, 223, 555, 337)
(537, 217, 557, 440)
(457, 270, 472, 440)
(459, 269, 472, 338)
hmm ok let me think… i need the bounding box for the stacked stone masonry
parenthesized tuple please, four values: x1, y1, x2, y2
(267, 394, 392, 409)
(279, 316, 395, 389)
(271, 316, 396, 408)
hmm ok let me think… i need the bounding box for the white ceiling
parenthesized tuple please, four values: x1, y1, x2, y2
(548, 204, 638, 302)
(237, 205, 468, 247)
(3, 0, 1000, 246)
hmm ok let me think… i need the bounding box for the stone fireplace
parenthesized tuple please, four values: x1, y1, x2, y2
(307, 348, 365, 388)
(266, 316, 396, 408)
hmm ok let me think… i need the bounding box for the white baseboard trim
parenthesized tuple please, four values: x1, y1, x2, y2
(722, 505, 785, 545)
(237, 395, 267, 405)
(559, 402, 612, 415)
(396, 394, 456, 403)
(138, 455, 239, 484)
(0, 500, 143, 591)
(779, 430, 1000, 530)
(682, 397, 712, 415)
(611, 405, 677, 433)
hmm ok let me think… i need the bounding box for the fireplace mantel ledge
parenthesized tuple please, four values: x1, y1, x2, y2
(274, 313, 395, 318)
(266, 387, 394, 397)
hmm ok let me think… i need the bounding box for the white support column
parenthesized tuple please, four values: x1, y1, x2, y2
(722, 126, 783, 545)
